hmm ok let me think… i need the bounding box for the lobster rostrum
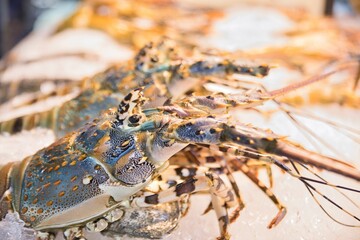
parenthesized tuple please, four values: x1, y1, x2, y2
(1, 87, 359, 239)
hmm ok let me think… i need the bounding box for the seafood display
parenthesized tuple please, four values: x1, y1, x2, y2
(0, 1, 359, 240)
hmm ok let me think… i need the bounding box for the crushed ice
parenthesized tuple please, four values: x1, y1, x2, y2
(0, 212, 35, 240)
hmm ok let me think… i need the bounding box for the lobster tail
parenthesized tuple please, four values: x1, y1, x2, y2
(275, 141, 360, 181)
(0, 108, 57, 135)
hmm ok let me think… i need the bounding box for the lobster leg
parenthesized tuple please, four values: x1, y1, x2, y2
(211, 193, 231, 240)
(229, 158, 287, 228)
(171, 149, 282, 225)
(131, 172, 236, 239)
(171, 147, 281, 224)
(179, 148, 247, 222)
(243, 158, 274, 188)
(218, 158, 245, 223)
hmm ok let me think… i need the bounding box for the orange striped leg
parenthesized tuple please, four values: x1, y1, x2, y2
(230, 158, 287, 228)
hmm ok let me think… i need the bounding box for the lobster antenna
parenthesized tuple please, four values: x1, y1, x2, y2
(269, 66, 351, 98)
(289, 160, 360, 227)
(290, 160, 360, 209)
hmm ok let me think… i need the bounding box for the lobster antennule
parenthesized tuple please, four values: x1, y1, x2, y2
(152, 67, 352, 120)
(269, 65, 353, 98)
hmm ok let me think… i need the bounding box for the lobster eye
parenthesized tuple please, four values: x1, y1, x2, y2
(128, 114, 141, 124)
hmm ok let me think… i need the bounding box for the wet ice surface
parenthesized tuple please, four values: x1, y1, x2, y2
(0, 106, 359, 240)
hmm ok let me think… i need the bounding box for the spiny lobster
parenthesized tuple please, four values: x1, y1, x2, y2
(0, 40, 270, 137)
